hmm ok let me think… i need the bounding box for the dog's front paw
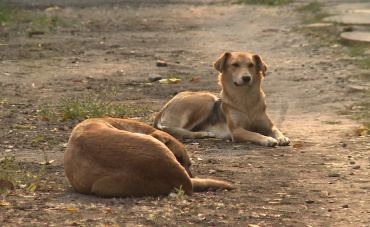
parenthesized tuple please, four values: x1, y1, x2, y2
(201, 132, 215, 138)
(262, 137, 278, 147)
(277, 136, 290, 146)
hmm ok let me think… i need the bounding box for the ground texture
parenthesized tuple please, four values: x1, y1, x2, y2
(0, 1, 369, 226)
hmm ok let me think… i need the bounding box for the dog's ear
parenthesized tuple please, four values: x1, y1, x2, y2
(213, 52, 231, 72)
(150, 131, 171, 145)
(253, 54, 267, 77)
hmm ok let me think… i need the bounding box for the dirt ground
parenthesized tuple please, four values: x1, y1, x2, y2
(0, 1, 369, 226)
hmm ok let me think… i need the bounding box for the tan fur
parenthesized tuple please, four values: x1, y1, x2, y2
(63, 118, 233, 197)
(154, 52, 290, 147)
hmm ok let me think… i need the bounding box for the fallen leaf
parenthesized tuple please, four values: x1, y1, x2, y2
(27, 183, 37, 192)
(32, 137, 44, 142)
(41, 116, 50, 121)
(158, 79, 169, 84)
(0, 202, 10, 206)
(105, 208, 113, 214)
(293, 143, 303, 148)
(269, 199, 281, 205)
(39, 160, 55, 165)
(168, 78, 181, 84)
(45, 6, 62, 12)
(13, 124, 32, 129)
(66, 207, 79, 211)
(189, 78, 200, 82)
(73, 79, 82, 82)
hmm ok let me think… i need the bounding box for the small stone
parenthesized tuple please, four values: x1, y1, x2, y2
(342, 204, 349, 208)
(349, 161, 355, 165)
(0, 180, 14, 190)
(156, 60, 167, 67)
(328, 173, 340, 177)
(148, 74, 162, 82)
(352, 165, 361, 170)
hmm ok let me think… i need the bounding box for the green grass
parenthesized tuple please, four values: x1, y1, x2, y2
(38, 89, 150, 120)
(295, 1, 370, 134)
(346, 43, 370, 70)
(0, 0, 18, 25)
(0, 154, 56, 197)
(297, 1, 325, 13)
(233, 0, 294, 5)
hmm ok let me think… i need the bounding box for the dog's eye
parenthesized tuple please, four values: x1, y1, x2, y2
(232, 63, 239, 68)
(248, 63, 254, 68)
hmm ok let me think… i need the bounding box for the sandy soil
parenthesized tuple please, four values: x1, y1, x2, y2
(0, 1, 369, 226)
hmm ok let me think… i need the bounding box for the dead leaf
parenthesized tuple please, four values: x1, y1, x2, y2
(105, 208, 113, 214)
(13, 124, 32, 129)
(0, 202, 10, 206)
(189, 78, 200, 82)
(45, 6, 62, 12)
(41, 116, 50, 121)
(66, 207, 79, 211)
(32, 137, 44, 142)
(168, 78, 181, 84)
(73, 79, 83, 82)
(293, 143, 303, 148)
(27, 183, 37, 192)
(39, 160, 55, 165)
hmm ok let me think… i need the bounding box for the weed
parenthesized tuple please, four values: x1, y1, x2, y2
(232, 0, 293, 5)
(168, 185, 186, 200)
(324, 121, 342, 125)
(297, 1, 325, 13)
(38, 88, 150, 120)
(0, 154, 50, 196)
(345, 42, 370, 70)
(0, 0, 18, 25)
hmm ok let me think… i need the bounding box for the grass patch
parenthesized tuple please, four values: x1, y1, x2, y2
(295, 1, 370, 134)
(38, 89, 150, 120)
(324, 121, 342, 125)
(344, 42, 370, 70)
(297, 1, 325, 13)
(0, 154, 57, 197)
(232, 0, 294, 5)
(0, 0, 19, 25)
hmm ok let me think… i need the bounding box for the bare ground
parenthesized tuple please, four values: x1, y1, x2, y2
(0, 1, 369, 226)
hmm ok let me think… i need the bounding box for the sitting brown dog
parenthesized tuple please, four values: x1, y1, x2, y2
(64, 118, 233, 197)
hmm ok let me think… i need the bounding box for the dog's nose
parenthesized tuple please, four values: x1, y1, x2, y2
(242, 75, 251, 83)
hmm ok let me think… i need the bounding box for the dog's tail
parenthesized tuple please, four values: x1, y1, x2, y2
(191, 178, 234, 192)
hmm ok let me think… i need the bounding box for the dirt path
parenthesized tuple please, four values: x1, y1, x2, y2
(0, 2, 369, 226)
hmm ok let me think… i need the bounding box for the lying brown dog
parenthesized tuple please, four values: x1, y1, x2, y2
(64, 118, 233, 197)
(154, 52, 290, 147)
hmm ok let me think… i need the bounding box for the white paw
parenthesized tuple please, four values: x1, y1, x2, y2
(201, 132, 215, 138)
(263, 137, 278, 147)
(277, 136, 290, 146)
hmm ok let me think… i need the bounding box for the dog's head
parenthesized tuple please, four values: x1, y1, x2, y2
(214, 52, 267, 87)
(150, 130, 194, 178)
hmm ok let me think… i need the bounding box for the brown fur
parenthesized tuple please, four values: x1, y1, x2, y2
(63, 118, 233, 197)
(153, 52, 290, 147)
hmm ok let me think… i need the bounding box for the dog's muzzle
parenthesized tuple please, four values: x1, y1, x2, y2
(234, 75, 252, 86)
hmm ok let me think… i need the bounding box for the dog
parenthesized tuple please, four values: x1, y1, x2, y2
(63, 118, 233, 197)
(153, 52, 290, 147)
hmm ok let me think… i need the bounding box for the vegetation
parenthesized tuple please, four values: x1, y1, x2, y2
(296, 2, 370, 135)
(232, 0, 294, 5)
(38, 89, 150, 120)
(0, 154, 57, 198)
